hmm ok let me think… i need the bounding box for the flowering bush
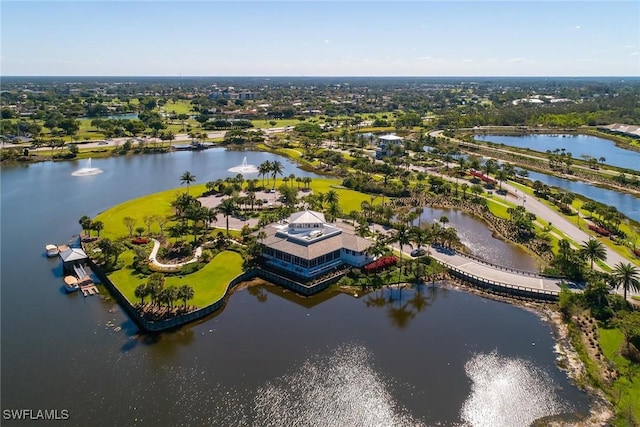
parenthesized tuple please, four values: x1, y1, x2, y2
(364, 256, 398, 273)
(132, 237, 150, 245)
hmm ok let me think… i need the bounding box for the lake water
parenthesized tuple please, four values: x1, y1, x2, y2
(475, 134, 640, 171)
(1, 150, 590, 425)
(411, 207, 539, 271)
(526, 170, 640, 223)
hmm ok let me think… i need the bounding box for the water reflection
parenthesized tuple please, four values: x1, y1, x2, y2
(254, 343, 422, 427)
(461, 351, 573, 427)
(365, 284, 442, 329)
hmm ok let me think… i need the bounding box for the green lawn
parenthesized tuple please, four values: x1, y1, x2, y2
(93, 187, 185, 239)
(158, 100, 193, 115)
(598, 327, 640, 423)
(108, 250, 243, 307)
(251, 119, 301, 129)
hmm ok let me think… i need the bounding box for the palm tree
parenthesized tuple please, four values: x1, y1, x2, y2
(610, 262, 640, 301)
(580, 238, 607, 270)
(178, 284, 195, 307)
(324, 189, 339, 206)
(270, 160, 283, 189)
(78, 215, 92, 236)
(392, 224, 412, 283)
(258, 161, 271, 188)
(134, 284, 149, 305)
(91, 220, 104, 237)
(180, 171, 196, 195)
(218, 198, 237, 236)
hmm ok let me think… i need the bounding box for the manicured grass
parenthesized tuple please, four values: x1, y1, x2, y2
(108, 250, 244, 307)
(158, 100, 193, 115)
(94, 187, 190, 239)
(483, 195, 511, 219)
(598, 327, 640, 422)
(251, 119, 301, 129)
(307, 178, 380, 213)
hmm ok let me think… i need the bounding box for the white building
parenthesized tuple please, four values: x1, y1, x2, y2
(375, 134, 404, 159)
(259, 210, 373, 281)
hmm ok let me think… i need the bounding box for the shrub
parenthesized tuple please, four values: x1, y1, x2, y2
(364, 256, 398, 273)
(132, 237, 149, 245)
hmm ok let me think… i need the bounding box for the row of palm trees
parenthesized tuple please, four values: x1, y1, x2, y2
(257, 160, 283, 189)
(134, 273, 194, 308)
(565, 237, 640, 300)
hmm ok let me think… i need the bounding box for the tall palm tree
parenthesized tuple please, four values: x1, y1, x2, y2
(217, 198, 237, 236)
(393, 224, 412, 284)
(134, 284, 149, 305)
(258, 161, 271, 188)
(78, 215, 92, 236)
(180, 171, 196, 195)
(178, 284, 195, 307)
(270, 160, 283, 189)
(580, 238, 607, 270)
(610, 262, 640, 301)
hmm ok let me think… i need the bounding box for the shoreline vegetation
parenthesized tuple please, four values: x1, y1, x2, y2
(8, 80, 637, 424)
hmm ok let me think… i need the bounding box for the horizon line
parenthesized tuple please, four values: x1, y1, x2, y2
(2, 75, 639, 79)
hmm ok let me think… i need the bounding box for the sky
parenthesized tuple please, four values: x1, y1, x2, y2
(1, 1, 639, 76)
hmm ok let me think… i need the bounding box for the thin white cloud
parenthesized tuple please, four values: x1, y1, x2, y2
(623, 45, 636, 49)
(570, 25, 581, 30)
(417, 56, 431, 61)
(324, 39, 330, 44)
(508, 57, 526, 63)
(630, 51, 639, 56)
(463, 58, 473, 63)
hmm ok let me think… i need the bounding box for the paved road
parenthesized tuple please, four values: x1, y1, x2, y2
(429, 131, 635, 268)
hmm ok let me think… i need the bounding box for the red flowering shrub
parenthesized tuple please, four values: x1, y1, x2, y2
(364, 256, 398, 273)
(132, 238, 150, 245)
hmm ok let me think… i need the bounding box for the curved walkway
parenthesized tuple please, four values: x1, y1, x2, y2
(427, 246, 566, 295)
(148, 239, 202, 269)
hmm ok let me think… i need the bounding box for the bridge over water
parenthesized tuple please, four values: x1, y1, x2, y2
(425, 246, 570, 300)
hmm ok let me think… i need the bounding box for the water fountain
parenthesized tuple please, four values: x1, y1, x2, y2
(228, 156, 259, 173)
(71, 158, 103, 176)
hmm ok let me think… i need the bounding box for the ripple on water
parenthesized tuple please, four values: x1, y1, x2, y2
(254, 343, 424, 427)
(460, 351, 572, 427)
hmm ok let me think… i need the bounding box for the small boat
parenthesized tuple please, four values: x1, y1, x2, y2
(63, 276, 80, 292)
(45, 244, 59, 257)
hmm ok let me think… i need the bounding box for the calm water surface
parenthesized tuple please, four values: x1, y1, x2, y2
(475, 134, 640, 171)
(413, 207, 539, 271)
(525, 170, 640, 223)
(1, 150, 589, 425)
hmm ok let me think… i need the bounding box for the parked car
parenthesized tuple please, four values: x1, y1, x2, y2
(410, 248, 426, 257)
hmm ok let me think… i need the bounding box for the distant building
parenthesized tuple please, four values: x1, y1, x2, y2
(598, 123, 640, 139)
(375, 134, 404, 159)
(208, 91, 256, 101)
(258, 210, 373, 281)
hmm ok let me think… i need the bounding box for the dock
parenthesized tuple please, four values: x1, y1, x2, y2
(80, 283, 99, 297)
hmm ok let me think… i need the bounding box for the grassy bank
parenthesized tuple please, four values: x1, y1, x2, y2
(598, 326, 640, 423)
(108, 250, 243, 308)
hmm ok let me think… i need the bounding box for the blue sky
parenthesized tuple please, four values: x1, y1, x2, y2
(1, 1, 638, 76)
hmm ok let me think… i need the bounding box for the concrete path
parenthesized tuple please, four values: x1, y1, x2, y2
(148, 238, 202, 270)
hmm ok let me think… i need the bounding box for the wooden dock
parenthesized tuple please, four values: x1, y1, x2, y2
(80, 283, 99, 297)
